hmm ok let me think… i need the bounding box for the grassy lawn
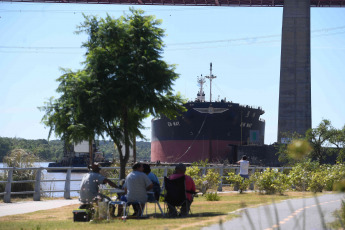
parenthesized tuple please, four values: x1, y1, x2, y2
(0, 192, 312, 230)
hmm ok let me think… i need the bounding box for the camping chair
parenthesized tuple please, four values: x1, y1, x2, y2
(163, 176, 193, 217)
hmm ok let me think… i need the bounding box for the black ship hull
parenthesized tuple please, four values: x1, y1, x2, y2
(151, 101, 265, 163)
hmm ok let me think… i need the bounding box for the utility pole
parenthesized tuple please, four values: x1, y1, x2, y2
(205, 62, 216, 102)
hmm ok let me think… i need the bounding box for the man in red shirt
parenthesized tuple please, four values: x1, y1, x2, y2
(169, 163, 196, 216)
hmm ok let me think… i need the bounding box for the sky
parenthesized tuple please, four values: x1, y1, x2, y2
(0, 2, 344, 145)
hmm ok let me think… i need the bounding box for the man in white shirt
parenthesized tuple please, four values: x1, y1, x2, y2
(237, 155, 249, 179)
(123, 163, 153, 216)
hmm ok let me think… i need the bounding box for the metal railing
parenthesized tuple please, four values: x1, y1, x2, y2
(0, 166, 291, 203)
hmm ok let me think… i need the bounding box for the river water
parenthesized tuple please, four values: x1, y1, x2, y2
(0, 162, 84, 198)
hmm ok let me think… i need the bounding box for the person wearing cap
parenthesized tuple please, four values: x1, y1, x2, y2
(169, 163, 196, 216)
(79, 163, 118, 215)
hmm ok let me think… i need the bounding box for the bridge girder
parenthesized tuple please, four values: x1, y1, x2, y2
(1, 0, 345, 7)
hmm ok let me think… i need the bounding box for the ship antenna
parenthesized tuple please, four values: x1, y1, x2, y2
(205, 62, 216, 102)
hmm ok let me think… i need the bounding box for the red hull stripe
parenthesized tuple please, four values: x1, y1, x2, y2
(151, 140, 240, 163)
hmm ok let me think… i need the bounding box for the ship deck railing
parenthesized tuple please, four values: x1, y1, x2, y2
(0, 166, 291, 203)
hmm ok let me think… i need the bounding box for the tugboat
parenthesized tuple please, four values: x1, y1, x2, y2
(151, 63, 265, 163)
(47, 140, 112, 172)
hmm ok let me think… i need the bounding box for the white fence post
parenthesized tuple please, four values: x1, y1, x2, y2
(4, 168, 13, 203)
(217, 167, 224, 192)
(249, 166, 256, 190)
(33, 168, 42, 201)
(163, 167, 168, 177)
(64, 168, 71, 199)
(202, 167, 206, 176)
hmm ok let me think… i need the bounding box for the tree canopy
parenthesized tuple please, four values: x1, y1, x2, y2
(40, 8, 185, 178)
(276, 119, 345, 165)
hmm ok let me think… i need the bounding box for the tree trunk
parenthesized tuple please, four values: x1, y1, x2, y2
(133, 136, 136, 163)
(88, 137, 93, 165)
(117, 107, 130, 180)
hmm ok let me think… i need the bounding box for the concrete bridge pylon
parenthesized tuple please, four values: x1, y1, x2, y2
(277, 0, 312, 142)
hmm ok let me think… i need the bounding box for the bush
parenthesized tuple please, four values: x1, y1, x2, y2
(288, 162, 345, 193)
(288, 160, 319, 191)
(205, 192, 220, 201)
(252, 168, 290, 195)
(308, 169, 328, 193)
(226, 172, 251, 193)
(3, 149, 39, 198)
(186, 166, 221, 195)
(324, 164, 345, 191)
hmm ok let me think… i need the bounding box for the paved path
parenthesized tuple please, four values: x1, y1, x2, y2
(0, 199, 80, 217)
(202, 193, 345, 230)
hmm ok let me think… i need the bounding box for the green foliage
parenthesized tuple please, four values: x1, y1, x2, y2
(287, 139, 312, 160)
(308, 168, 328, 193)
(191, 159, 209, 167)
(252, 168, 290, 195)
(0, 137, 151, 163)
(0, 137, 63, 162)
(186, 166, 221, 195)
(226, 172, 251, 193)
(205, 192, 220, 201)
(288, 162, 345, 193)
(277, 120, 345, 166)
(341, 200, 345, 221)
(185, 165, 201, 180)
(288, 160, 319, 191)
(41, 8, 185, 179)
(275, 132, 305, 166)
(3, 149, 39, 197)
(305, 119, 337, 164)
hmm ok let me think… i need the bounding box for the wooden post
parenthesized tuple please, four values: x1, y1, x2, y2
(64, 168, 71, 199)
(33, 168, 42, 201)
(4, 168, 13, 203)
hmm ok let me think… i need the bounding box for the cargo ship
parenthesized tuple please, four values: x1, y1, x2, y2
(151, 63, 265, 163)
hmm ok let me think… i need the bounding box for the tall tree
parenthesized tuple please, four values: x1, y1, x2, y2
(41, 8, 185, 179)
(305, 119, 335, 164)
(329, 125, 345, 162)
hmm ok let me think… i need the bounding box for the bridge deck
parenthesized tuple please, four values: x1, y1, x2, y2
(1, 0, 344, 7)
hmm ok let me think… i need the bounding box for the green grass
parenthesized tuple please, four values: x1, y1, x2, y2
(0, 192, 311, 230)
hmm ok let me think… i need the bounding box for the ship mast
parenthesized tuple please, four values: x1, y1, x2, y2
(205, 62, 216, 102)
(197, 75, 206, 102)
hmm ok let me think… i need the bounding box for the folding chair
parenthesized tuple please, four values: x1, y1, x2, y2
(147, 191, 164, 217)
(163, 176, 192, 217)
(125, 201, 147, 218)
(107, 200, 127, 220)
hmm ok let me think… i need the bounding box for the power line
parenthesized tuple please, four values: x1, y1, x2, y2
(0, 26, 344, 53)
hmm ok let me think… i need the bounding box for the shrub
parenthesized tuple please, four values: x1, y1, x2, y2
(226, 172, 251, 193)
(288, 160, 319, 191)
(325, 164, 345, 191)
(252, 168, 290, 195)
(186, 166, 221, 195)
(308, 169, 328, 193)
(205, 192, 220, 201)
(3, 149, 39, 198)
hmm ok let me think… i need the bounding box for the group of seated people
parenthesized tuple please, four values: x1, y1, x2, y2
(79, 162, 196, 218)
